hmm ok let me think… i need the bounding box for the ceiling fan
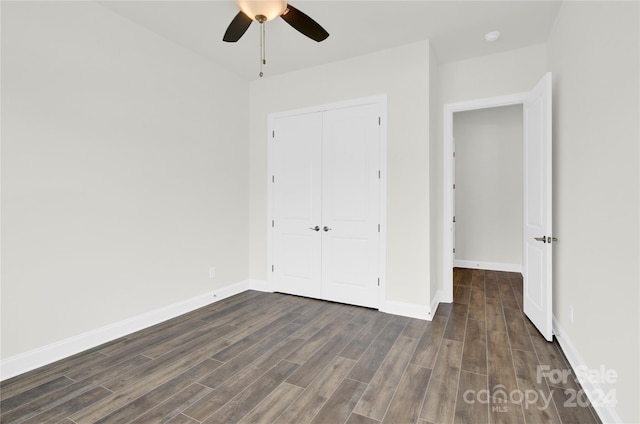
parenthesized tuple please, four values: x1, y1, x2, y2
(223, 0, 329, 76)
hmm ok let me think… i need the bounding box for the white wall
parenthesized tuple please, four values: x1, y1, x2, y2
(453, 105, 523, 270)
(429, 45, 441, 304)
(1, 2, 250, 359)
(547, 2, 639, 422)
(249, 41, 431, 308)
(433, 44, 547, 296)
(440, 44, 548, 105)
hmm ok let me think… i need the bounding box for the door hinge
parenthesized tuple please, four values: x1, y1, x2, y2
(378, 117, 381, 126)
(378, 170, 381, 179)
(453, 248, 456, 253)
(453, 183, 456, 189)
(272, 175, 275, 183)
(272, 220, 274, 228)
(453, 151, 456, 157)
(272, 130, 275, 138)
(378, 278, 380, 286)
(272, 265, 274, 272)
(453, 216, 456, 223)
(378, 224, 380, 232)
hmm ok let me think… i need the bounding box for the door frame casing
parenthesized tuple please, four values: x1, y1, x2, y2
(442, 92, 529, 303)
(267, 94, 388, 309)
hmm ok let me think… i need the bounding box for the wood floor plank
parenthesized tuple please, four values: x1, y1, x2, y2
(222, 297, 301, 341)
(443, 303, 468, 342)
(503, 308, 534, 352)
(286, 312, 355, 364)
(140, 323, 237, 359)
(468, 285, 486, 321)
(471, 269, 486, 290)
(549, 384, 601, 424)
(1, 380, 97, 423)
(410, 316, 447, 369)
(402, 318, 428, 339)
(286, 323, 363, 388)
(309, 378, 367, 424)
(485, 271, 500, 298)
(461, 319, 487, 375)
(237, 382, 303, 424)
(511, 349, 562, 424)
(201, 360, 299, 424)
(381, 364, 431, 424)
(92, 360, 222, 424)
(184, 336, 305, 421)
(21, 386, 112, 424)
(347, 413, 381, 424)
(0, 351, 106, 401)
(0, 375, 74, 413)
(434, 302, 452, 319)
(454, 284, 471, 305)
(485, 297, 507, 333)
(128, 383, 212, 424)
(354, 335, 420, 420)
(96, 317, 211, 361)
(197, 322, 302, 389)
(102, 330, 229, 393)
(347, 317, 407, 383)
(487, 331, 519, 399)
(275, 356, 356, 424)
(167, 413, 200, 424)
(488, 401, 525, 424)
(339, 312, 393, 361)
(454, 371, 489, 424)
(290, 302, 345, 339)
(419, 338, 464, 424)
(212, 311, 299, 362)
(70, 355, 224, 423)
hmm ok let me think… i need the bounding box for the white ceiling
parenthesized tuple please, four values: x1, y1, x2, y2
(98, 0, 562, 81)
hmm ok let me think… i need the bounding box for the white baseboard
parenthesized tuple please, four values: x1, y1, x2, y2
(380, 300, 432, 321)
(454, 259, 522, 273)
(553, 316, 621, 424)
(430, 289, 448, 319)
(0, 279, 251, 381)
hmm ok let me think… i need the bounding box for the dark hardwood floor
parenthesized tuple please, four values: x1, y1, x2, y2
(1, 269, 601, 423)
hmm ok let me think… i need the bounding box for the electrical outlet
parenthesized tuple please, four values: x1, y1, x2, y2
(209, 267, 216, 279)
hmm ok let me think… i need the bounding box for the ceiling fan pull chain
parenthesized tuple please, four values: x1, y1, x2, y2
(259, 22, 266, 77)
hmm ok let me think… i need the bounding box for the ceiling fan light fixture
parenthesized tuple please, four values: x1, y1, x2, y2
(236, 0, 287, 22)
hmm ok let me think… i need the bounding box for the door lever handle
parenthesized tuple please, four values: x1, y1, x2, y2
(534, 236, 558, 243)
(323, 226, 332, 232)
(309, 226, 320, 231)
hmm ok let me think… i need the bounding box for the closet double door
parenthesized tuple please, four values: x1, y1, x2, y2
(271, 102, 381, 309)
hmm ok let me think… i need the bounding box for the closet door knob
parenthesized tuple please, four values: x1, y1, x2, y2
(309, 226, 320, 231)
(323, 226, 332, 232)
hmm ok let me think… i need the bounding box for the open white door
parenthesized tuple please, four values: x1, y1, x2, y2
(523, 72, 553, 341)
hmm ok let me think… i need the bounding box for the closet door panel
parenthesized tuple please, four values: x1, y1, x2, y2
(321, 104, 380, 308)
(272, 113, 322, 299)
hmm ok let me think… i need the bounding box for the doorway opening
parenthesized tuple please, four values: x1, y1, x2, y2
(452, 104, 523, 273)
(442, 73, 553, 340)
(443, 91, 529, 303)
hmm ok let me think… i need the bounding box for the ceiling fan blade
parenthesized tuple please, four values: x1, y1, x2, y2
(280, 4, 329, 42)
(223, 11, 253, 42)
